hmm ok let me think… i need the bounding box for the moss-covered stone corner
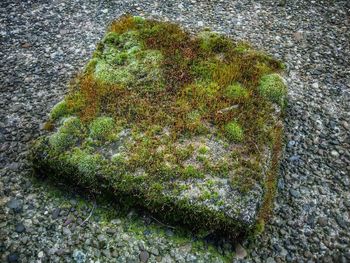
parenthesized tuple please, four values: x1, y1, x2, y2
(31, 15, 287, 241)
(48, 117, 84, 151)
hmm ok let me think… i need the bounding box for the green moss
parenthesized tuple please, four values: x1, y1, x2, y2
(89, 116, 116, 140)
(198, 145, 209, 155)
(91, 30, 164, 91)
(68, 148, 103, 178)
(50, 100, 69, 120)
(233, 42, 251, 53)
(133, 16, 145, 24)
(199, 190, 211, 201)
(174, 145, 194, 162)
(224, 121, 244, 142)
(254, 219, 265, 235)
(198, 30, 232, 53)
(258, 73, 287, 106)
(225, 83, 249, 99)
(183, 165, 205, 179)
(49, 117, 84, 151)
(102, 32, 121, 45)
(190, 60, 217, 81)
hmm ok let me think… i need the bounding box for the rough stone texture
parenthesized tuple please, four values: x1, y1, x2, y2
(1, 0, 349, 262)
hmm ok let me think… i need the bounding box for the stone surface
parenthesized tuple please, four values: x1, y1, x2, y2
(139, 251, 150, 263)
(234, 243, 247, 259)
(14, 223, 25, 233)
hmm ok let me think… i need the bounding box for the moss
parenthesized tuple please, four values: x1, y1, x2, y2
(199, 190, 211, 201)
(49, 117, 84, 151)
(91, 30, 164, 91)
(133, 16, 145, 24)
(198, 30, 232, 53)
(198, 145, 209, 155)
(50, 100, 69, 120)
(43, 120, 54, 131)
(224, 121, 244, 142)
(225, 83, 249, 100)
(89, 116, 116, 141)
(258, 73, 287, 106)
(183, 165, 205, 179)
(68, 148, 103, 179)
(102, 32, 121, 45)
(233, 42, 251, 53)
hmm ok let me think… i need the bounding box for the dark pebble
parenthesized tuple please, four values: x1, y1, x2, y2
(15, 223, 25, 233)
(7, 253, 19, 262)
(7, 198, 22, 213)
(52, 208, 60, 219)
(290, 189, 301, 198)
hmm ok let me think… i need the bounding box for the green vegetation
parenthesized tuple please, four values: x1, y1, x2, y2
(225, 83, 249, 100)
(198, 145, 209, 155)
(31, 15, 286, 240)
(68, 148, 103, 183)
(89, 117, 116, 141)
(225, 121, 244, 142)
(49, 117, 84, 151)
(258, 73, 287, 106)
(50, 100, 70, 120)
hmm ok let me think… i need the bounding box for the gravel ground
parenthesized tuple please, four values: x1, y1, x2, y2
(1, 0, 349, 262)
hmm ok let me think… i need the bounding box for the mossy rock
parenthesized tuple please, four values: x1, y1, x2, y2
(31, 15, 287, 240)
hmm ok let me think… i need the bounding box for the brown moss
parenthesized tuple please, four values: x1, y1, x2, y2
(257, 123, 283, 223)
(43, 120, 54, 131)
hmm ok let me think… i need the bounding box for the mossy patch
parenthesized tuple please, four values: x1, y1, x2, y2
(225, 121, 244, 142)
(49, 117, 84, 151)
(258, 73, 287, 107)
(32, 15, 287, 240)
(89, 117, 116, 141)
(225, 83, 249, 100)
(50, 100, 70, 120)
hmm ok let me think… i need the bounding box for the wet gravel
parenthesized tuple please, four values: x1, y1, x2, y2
(1, 0, 350, 262)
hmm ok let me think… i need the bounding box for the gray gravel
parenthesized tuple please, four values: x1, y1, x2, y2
(1, 0, 350, 262)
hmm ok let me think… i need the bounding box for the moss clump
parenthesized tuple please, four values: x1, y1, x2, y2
(50, 100, 69, 120)
(32, 15, 287, 241)
(89, 117, 116, 140)
(183, 165, 205, 179)
(68, 148, 103, 177)
(198, 145, 209, 155)
(225, 83, 249, 100)
(92, 30, 164, 91)
(49, 117, 84, 151)
(258, 73, 287, 106)
(225, 121, 244, 142)
(198, 30, 232, 53)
